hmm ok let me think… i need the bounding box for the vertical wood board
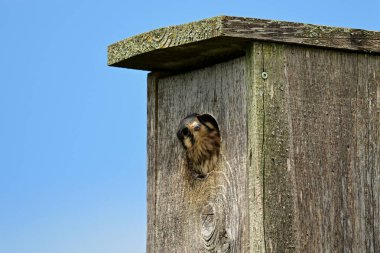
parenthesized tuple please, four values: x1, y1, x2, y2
(247, 42, 296, 253)
(247, 42, 380, 252)
(285, 45, 379, 253)
(147, 58, 249, 252)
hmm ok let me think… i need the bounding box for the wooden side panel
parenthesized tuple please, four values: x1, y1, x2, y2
(247, 43, 297, 253)
(371, 56, 380, 252)
(147, 73, 158, 253)
(247, 42, 380, 252)
(286, 46, 380, 253)
(246, 46, 265, 253)
(359, 54, 380, 252)
(284, 45, 358, 252)
(147, 58, 249, 252)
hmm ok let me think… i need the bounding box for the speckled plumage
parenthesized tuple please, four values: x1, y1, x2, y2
(177, 113, 220, 178)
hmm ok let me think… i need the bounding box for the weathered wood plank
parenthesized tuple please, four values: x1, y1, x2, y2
(365, 55, 380, 252)
(288, 47, 359, 252)
(108, 16, 380, 72)
(147, 73, 158, 253)
(246, 42, 380, 252)
(147, 58, 249, 252)
(283, 45, 380, 253)
(355, 54, 376, 252)
(223, 17, 380, 53)
(247, 42, 297, 253)
(246, 45, 266, 252)
(268, 43, 380, 252)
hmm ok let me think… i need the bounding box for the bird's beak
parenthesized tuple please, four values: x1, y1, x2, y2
(177, 121, 186, 140)
(177, 126, 191, 138)
(177, 128, 184, 140)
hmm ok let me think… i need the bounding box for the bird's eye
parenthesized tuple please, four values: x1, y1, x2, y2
(182, 127, 190, 136)
(194, 125, 201, 131)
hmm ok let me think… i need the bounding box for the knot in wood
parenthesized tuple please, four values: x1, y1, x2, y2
(200, 202, 231, 252)
(201, 204, 216, 241)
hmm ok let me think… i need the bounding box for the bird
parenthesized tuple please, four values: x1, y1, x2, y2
(177, 113, 220, 178)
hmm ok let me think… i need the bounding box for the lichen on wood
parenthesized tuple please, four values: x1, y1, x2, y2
(108, 15, 380, 72)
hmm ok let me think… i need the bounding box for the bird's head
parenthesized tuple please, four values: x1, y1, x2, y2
(177, 113, 220, 152)
(177, 113, 220, 177)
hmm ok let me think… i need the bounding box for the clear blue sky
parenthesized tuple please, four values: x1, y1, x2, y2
(0, 1, 379, 252)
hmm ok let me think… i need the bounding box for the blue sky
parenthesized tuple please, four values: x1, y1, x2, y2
(0, 1, 379, 252)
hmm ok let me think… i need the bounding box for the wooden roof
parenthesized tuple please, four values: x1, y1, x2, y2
(108, 16, 380, 72)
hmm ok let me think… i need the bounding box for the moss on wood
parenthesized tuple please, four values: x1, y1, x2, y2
(108, 16, 380, 72)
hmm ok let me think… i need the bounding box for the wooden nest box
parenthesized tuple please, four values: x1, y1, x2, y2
(108, 16, 380, 252)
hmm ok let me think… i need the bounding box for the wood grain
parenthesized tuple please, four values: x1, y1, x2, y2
(147, 72, 158, 253)
(147, 58, 249, 252)
(108, 16, 380, 72)
(247, 42, 380, 252)
(145, 31, 379, 252)
(286, 46, 379, 253)
(247, 42, 296, 253)
(222, 17, 380, 53)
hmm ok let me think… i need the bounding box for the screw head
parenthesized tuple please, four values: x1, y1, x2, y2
(261, 72, 268, 80)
